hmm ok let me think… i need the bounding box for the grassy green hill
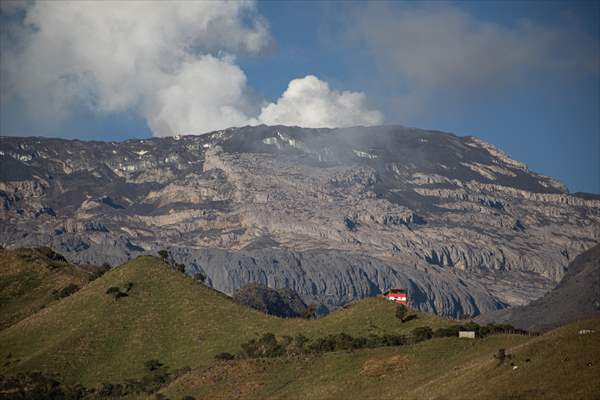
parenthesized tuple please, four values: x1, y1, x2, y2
(0, 247, 96, 330)
(2, 253, 598, 400)
(0, 255, 454, 386)
(160, 317, 600, 400)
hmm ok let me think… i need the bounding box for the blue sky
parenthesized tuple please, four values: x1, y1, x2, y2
(1, 0, 598, 193)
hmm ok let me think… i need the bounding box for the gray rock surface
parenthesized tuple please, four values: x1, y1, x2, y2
(475, 244, 600, 331)
(1, 125, 599, 316)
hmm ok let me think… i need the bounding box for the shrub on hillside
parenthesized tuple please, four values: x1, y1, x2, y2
(52, 283, 80, 300)
(106, 284, 133, 301)
(214, 352, 235, 361)
(302, 303, 318, 319)
(494, 348, 507, 363)
(402, 314, 417, 322)
(381, 334, 407, 346)
(106, 286, 120, 295)
(395, 304, 407, 321)
(174, 263, 186, 273)
(144, 359, 164, 372)
(412, 326, 433, 342)
(240, 333, 286, 358)
(158, 250, 169, 260)
(433, 326, 461, 338)
(308, 336, 337, 353)
(115, 292, 128, 300)
(194, 271, 207, 283)
(290, 334, 309, 354)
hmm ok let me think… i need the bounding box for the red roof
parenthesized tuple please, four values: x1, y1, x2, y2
(383, 290, 408, 304)
(383, 288, 407, 295)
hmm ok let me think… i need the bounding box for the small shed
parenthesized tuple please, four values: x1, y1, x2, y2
(459, 331, 476, 339)
(578, 329, 596, 335)
(383, 289, 408, 304)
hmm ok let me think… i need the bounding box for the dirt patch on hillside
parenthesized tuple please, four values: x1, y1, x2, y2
(360, 354, 410, 377)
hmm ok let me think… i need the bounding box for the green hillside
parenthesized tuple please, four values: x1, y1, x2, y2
(160, 318, 600, 400)
(0, 255, 453, 386)
(0, 247, 95, 330)
(3, 253, 597, 400)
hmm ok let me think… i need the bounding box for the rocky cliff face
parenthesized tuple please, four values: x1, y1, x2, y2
(1, 125, 599, 317)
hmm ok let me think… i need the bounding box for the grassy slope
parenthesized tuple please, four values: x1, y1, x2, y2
(161, 318, 600, 400)
(0, 255, 453, 385)
(0, 247, 92, 330)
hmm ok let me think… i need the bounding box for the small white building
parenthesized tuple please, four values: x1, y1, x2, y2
(459, 331, 476, 339)
(578, 329, 596, 335)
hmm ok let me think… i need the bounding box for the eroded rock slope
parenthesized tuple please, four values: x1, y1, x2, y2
(1, 125, 599, 316)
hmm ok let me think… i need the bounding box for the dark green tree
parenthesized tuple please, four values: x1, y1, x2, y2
(395, 304, 408, 322)
(412, 326, 433, 342)
(158, 250, 169, 260)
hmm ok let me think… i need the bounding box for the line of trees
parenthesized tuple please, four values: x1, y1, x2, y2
(216, 327, 436, 361)
(215, 320, 531, 361)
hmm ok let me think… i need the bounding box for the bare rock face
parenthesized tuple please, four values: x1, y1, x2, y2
(1, 125, 599, 317)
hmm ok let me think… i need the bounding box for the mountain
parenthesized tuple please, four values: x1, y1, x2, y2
(476, 243, 600, 331)
(1, 125, 599, 316)
(0, 255, 456, 386)
(0, 247, 97, 330)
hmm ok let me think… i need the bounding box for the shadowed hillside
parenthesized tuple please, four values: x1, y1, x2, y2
(233, 283, 309, 318)
(0, 247, 99, 330)
(477, 244, 600, 331)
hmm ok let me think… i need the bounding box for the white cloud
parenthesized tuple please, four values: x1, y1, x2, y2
(1, 1, 384, 136)
(257, 75, 383, 128)
(148, 55, 258, 136)
(1, 0, 269, 136)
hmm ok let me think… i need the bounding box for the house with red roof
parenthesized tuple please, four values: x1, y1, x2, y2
(383, 289, 408, 304)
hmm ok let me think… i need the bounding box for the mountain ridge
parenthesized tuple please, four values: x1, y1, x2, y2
(1, 125, 598, 316)
(476, 243, 600, 331)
